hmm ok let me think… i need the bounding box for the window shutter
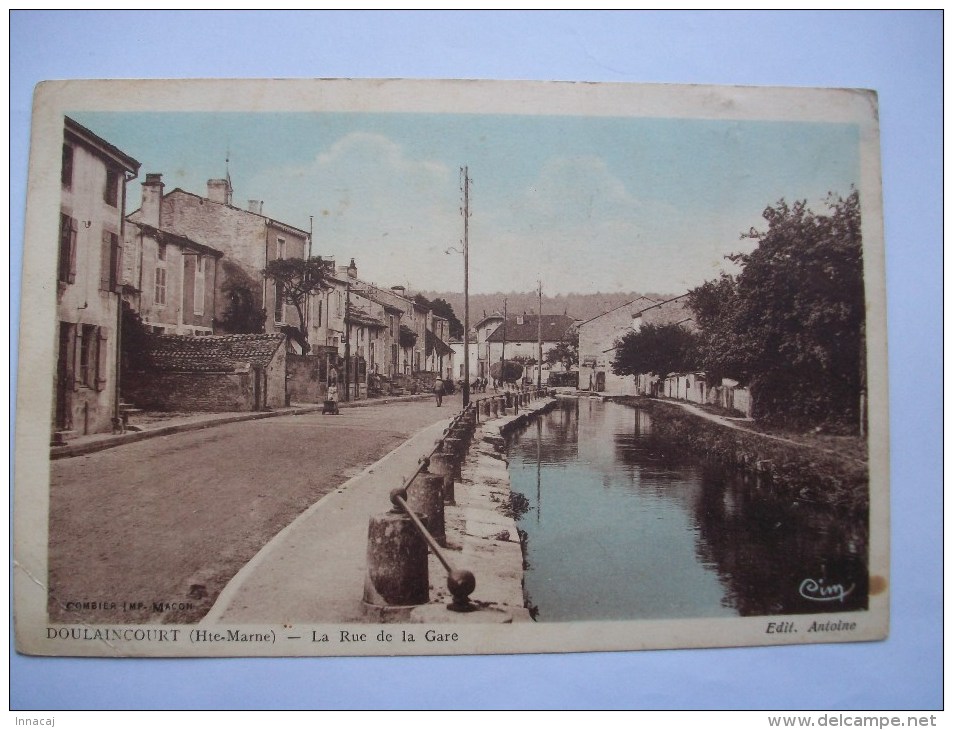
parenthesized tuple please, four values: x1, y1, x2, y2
(63, 323, 76, 390)
(100, 231, 112, 291)
(111, 233, 122, 293)
(73, 326, 83, 390)
(95, 327, 109, 391)
(68, 218, 78, 284)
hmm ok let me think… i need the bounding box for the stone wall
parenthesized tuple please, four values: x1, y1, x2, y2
(123, 369, 253, 411)
(286, 353, 328, 404)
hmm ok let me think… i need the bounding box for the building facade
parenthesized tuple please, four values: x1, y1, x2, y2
(127, 177, 310, 339)
(485, 313, 578, 384)
(578, 294, 692, 394)
(53, 117, 140, 439)
(123, 174, 222, 335)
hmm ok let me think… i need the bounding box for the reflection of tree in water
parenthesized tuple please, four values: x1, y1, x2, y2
(615, 407, 868, 616)
(692, 467, 868, 615)
(516, 399, 578, 464)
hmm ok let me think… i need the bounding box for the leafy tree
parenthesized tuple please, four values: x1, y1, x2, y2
(398, 324, 418, 349)
(490, 360, 524, 383)
(544, 329, 579, 370)
(217, 281, 266, 335)
(120, 300, 153, 373)
(611, 322, 699, 378)
(428, 297, 464, 340)
(688, 191, 865, 429)
(262, 256, 335, 353)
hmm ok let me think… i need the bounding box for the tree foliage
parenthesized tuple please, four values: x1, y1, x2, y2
(217, 282, 266, 335)
(544, 329, 579, 370)
(413, 293, 464, 340)
(687, 191, 865, 429)
(490, 360, 524, 383)
(611, 323, 699, 378)
(262, 256, 335, 352)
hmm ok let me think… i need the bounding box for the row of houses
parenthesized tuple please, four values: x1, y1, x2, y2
(450, 311, 578, 386)
(576, 294, 753, 416)
(52, 116, 456, 440)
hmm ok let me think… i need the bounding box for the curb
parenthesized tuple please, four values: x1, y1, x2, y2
(50, 393, 434, 460)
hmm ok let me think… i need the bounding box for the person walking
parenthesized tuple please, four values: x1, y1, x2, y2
(433, 376, 445, 407)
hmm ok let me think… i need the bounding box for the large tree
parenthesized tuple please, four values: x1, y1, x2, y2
(611, 322, 699, 378)
(544, 329, 579, 371)
(413, 293, 463, 339)
(688, 191, 865, 429)
(263, 256, 335, 353)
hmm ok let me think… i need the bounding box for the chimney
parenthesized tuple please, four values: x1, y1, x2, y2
(248, 200, 263, 215)
(346, 258, 358, 279)
(140, 173, 164, 227)
(207, 178, 232, 205)
(391, 285, 406, 295)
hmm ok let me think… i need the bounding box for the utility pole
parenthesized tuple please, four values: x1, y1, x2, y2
(537, 280, 543, 389)
(501, 297, 507, 364)
(344, 277, 351, 402)
(461, 166, 471, 408)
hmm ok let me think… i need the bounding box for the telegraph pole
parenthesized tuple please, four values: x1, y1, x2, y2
(501, 297, 507, 364)
(537, 280, 543, 389)
(461, 166, 471, 408)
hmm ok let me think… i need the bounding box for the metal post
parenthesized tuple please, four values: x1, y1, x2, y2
(462, 166, 471, 409)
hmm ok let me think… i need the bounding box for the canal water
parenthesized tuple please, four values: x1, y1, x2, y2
(506, 398, 868, 622)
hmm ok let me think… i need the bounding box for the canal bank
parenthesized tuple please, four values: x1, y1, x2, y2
(414, 395, 559, 623)
(505, 397, 870, 620)
(610, 396, 869, 515)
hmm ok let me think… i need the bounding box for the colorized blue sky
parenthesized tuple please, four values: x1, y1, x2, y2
(75, 111, 859, 296)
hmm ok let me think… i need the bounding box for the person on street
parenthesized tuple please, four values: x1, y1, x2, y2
(325, 382, 339, 415)
(434, 376, 445, 407)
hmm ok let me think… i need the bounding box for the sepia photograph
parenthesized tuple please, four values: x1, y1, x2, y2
(12, 77, 891, 661)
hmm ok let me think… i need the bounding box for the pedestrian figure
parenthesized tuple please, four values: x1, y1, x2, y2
(324, 382, 339, 415)
(434, 377, 445, 407)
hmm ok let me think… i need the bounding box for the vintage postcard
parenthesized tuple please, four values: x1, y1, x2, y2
(14, 79, 888, 657)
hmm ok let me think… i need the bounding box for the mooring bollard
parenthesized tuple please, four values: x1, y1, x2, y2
(443, 436, 464, 479)
(429, 452, 456, 505)
(407, 471, 446, 547)
(363, 507, 430, 609)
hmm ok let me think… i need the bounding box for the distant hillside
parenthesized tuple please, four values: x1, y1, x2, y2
(419, 291, 679, 327)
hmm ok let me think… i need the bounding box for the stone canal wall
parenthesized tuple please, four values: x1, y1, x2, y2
(419, 396, 558, 623)
(613, 396, 869, 515)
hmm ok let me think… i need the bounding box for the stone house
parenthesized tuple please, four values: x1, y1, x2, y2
(53, 116, 140, 441)
(577, 294, 693, 395)
(123, 333, 287, 412)
(123, 175, 222, 336)
(126, 175, 310, 341)
(485, 313, 578, 384)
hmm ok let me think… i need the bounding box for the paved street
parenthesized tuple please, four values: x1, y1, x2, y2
(48, 394, 460, 625)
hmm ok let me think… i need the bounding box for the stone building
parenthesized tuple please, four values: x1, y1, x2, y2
(126, 175, 310, 340)
(53, 117, 140, 440)
(123, 333, 287, 412)
(577, 294, 693, 395)
(485, 313, 578, 384)
(123, 174, 222, 335)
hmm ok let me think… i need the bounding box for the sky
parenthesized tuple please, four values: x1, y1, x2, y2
(74, 110, 860, 297)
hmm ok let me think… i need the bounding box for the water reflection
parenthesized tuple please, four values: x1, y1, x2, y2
(506, 398, 868, 622)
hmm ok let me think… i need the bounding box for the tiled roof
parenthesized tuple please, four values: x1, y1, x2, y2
(146, 333, 285, 372)
(347, 305, 386, 328)
(486, 314, 577, 343)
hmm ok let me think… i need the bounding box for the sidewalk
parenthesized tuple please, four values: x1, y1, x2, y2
(50, 393, 434, 460)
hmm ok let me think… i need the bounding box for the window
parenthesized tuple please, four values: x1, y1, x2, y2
(100, 231, 121, 292)
(389, 315, 395, 338)
(75, 325, 106, 390)
(154, 266, 167, 306)
(58, 213, 77, 284)
(317, 300, 323, 327)
(274, 281, 285, 323)
(277, 237, 285, 260)
(61, 144, 74, 189)
(194, 256, 205, 315)
(104, 167, 120, 207)
(157, 242, 166, 261)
